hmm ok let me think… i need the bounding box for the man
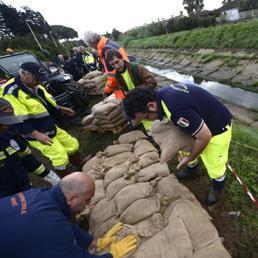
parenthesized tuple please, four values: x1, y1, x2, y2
(122, 84, 233, 205)
(76, 46, 90, 75)
(0, 98, 60, 198)
(0, 172, 137, 258)
(84, 32, 129, 99)
(0, 62, 83, 177)
(105, 48, 157, 132)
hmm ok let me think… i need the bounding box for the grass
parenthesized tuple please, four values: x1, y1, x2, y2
(127, 19, 258, 50)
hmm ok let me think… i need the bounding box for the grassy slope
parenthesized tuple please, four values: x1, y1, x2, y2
(127, 19, 258, 49)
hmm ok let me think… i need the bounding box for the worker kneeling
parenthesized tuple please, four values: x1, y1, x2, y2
(0, 172, 137, 258)
(0, 62, 83, 177)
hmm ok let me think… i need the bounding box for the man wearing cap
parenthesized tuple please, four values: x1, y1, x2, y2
(0, 62, 83, 177)
(0, 98, 60, 198)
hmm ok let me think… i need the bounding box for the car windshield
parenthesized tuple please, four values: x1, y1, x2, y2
(0, 53, 47, 77)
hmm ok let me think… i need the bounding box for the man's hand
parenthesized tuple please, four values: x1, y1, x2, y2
(59, 106, 75, 117)
(177, 156, 192, 170)
(31, 130, 53, 145)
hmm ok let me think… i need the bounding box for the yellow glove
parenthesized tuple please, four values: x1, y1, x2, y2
(97, 222, 123, 252)
(109, 235, 137, 258)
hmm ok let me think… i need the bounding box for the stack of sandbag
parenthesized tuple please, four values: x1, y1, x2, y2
(78, 70, 106, 95)
(82, 94, 127, 134)
(151, 119, 194, 162)
(79, 130, 231, 258)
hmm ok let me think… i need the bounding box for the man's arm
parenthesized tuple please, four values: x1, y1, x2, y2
(137, 64, 157, 88)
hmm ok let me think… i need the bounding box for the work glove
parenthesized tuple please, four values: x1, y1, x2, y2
(109, 235, 137, 258)
(97, 222, 122, 252)
(44, 170, 60, 185)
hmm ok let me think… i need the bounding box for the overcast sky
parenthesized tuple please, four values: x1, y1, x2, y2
(4, 0, 222, 38)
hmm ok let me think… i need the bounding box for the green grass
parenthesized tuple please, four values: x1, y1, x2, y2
(127, 19, 258, 50)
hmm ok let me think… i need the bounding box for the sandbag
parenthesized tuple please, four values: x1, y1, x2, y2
(134, 139, 158, 157)
(82, 154, 104, 172)
(93, 102, 117, 116)
(151, 119, 194, 162)
(90, 180, 105, 205)
(82, 114, 94, 126)
(103, 144, 133, 157)
(118, 130, 148, 144)
(104, 164, 129, 188)
(138, 151, 160, 168)
(103, 152, 134, 169)
(114, 182, 155, 215)
(120, 195, 161, 224)
(106, 177, 134, 200)
(94, 106, 122, 121)
(93, 217, 120, 238)
(136, 163, 170, 182)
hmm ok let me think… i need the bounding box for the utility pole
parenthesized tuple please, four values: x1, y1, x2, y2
(25, 20, 43, 50)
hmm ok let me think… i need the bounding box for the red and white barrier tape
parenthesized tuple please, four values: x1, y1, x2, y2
(227, 163, 258, 207)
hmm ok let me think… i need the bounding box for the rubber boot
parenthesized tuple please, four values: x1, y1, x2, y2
(177, 162, 199, 179)
(207, 177, 226, 206)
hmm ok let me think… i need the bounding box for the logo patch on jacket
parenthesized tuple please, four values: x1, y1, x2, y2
(10, 139, 20, 151)
(177, 117, 189, 127)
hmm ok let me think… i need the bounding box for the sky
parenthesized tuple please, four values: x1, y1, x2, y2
(3, 0, 222, 38)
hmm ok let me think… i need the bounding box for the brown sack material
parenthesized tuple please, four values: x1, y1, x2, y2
(100, 118, 125, 130)
(134, 139, 158, 157)
(131, 214, 193, 258)
(192, 239, 231, 258)
(103, 152, 135, 169)
(93, 102, 117, 116)
(82, 154, 104, 172)
(119, 213, 163, 239)
(82, 114, 94, 126)
(104, 164, 129, 188)
(120, 195, 161, 224)
(114, 182, 155, 216)
(103, 144, 133, 157)
(90, 180, 105, 205)
(170, 200, 219, 252)
(156, 175, 201, 207)
(136, 163, 170, 182)
(89, 198, 116, 232)
(137, 151, 160, 168)
(106, 177, 134, 200)
(94, 106, 122, 121)
(151, 119, 194, 162)
(118, 130, 148, 144)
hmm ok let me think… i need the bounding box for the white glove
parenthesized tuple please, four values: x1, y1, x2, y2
(44, 170, 60, 185)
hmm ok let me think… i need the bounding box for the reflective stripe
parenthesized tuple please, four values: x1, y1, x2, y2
(16, 114, 29, 121)
(32, 164, 46, 175)
(121, 69, 135, 90)
(0, 151, 6, 160)
(161, 100, 172, 121)
(19, 147, 31, 158)
(28, 112, 49, 119)
(6, 146, 17, 155)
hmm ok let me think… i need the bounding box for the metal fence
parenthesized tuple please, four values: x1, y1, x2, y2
(216, 9, 258, 23)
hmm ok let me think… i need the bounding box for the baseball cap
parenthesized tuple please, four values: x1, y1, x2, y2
(20, 62, 47, 82)
(0, 98, 22, 125)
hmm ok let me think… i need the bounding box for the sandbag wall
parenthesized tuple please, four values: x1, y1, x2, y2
(82, 95, 127, 134)
(80, 130, 231, 258)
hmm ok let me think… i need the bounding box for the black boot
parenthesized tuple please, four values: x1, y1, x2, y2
(207, 177, 226, 206)
(177, 162, 198, 179)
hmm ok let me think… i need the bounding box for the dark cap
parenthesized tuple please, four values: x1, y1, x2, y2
(20, 62, 47, 82)
(0, 98, 22, 125)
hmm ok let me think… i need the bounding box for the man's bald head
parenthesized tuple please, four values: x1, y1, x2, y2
(60, 172, 95, 215)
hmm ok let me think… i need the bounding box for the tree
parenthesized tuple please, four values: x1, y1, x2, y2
(51, 25, 78, 39)
(111, 28, 121, 40)
(183, 0, 204, 16)
(239, 0, 258, 11)
(222, 0, 234, 5)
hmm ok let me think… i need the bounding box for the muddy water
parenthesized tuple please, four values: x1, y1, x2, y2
(146, 65, 258, 111)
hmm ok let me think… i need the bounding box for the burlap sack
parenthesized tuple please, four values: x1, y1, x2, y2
(90, 198, 116, 232)
(94, 106, 122, 121)
(104, 164, 128, 188)
(103, 144, 133, 157)
(136, 163, 170, 182)
(169, 200, 219, 251)
(114, 182, 155, 215)
(120, 195, 161, 224)
(151, 119, 194, 162)
(103, 152, 134, 169)
(82, 154, 104, 172)
(106, 177, 134, 200)
(93, 102, 117, 116)
(93, 217, 120, 238)
(100, 118, 125, 129)
(137, 151, 160, 168)
(192, 239, 231, 258)
(155, 175, 201, 207)
(134, 139, 158, 157)
(131, 214, 193, 258)
(86, 168, 105, 180)
(118, 130, 148, 144)
(82, 114, 94, 126)
(90, 180, 105, 205)
(97, 112, 125, 127)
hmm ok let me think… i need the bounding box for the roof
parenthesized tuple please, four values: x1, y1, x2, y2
(216, 1, 239, 12)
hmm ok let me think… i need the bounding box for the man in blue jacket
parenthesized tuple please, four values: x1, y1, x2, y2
(122, 84, 233, 205)
(0, 172, 137, 258)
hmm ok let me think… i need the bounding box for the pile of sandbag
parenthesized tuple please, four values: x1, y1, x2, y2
(82, 94, 127, 134)
(78, 70, 106, 95)
(79, 130, 231, 258)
